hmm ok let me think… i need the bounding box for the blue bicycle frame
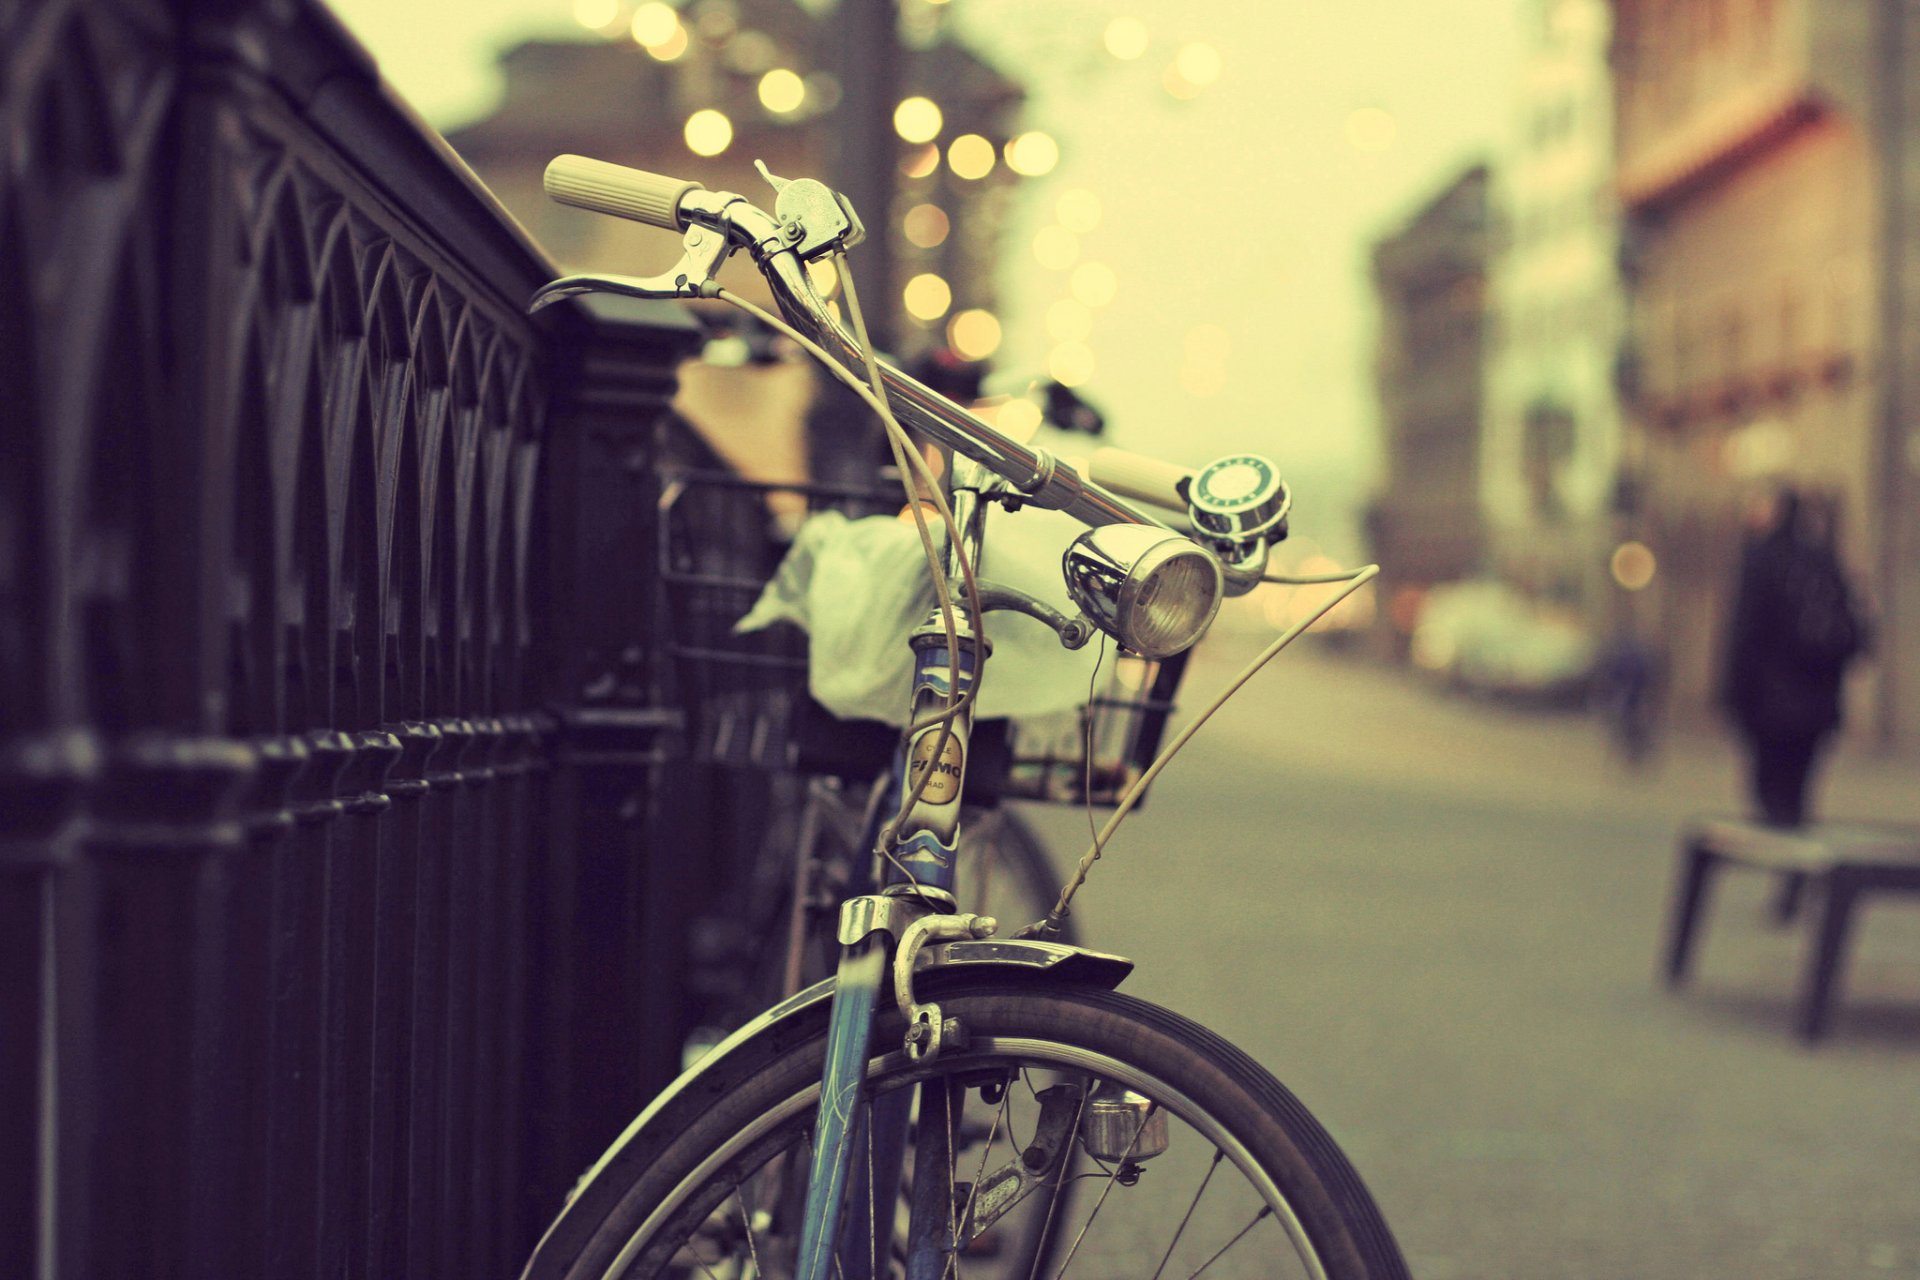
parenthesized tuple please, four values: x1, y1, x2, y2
(791, 464, 994, 1280)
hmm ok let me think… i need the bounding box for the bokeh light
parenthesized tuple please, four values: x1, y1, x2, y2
(644, 23, 689, 61)
(805, 71, 843, 112)
(1162, 64, 1201, 100)
(1033, 226, 1080, 270)
(695, 5, 736, 42)
(894, 97, 944, 144)
(900, 144, 940, 179)
(1005, 131, 1060, 177)
(948, 309, 1002, 360)
(631, 3, 679, 46)
(725, 31, 777, 74)
(757, 69, 806, 115)
(902, 203, 950, 249)
(1056, 189, 1102, 234)
(1049, 342, 1097, 387)
(948, 133, 996, 180)
(1104, 16, 1150, 60)
(684, 109, 733, 157)
(1176, 43, 1223, 86)
(1070, 261, 1118, 307)
(996, 397, 1044, 441)
(574, 0, 617, 31)
(1611, 541, 1658, 591)
(904, 273, 953, 321)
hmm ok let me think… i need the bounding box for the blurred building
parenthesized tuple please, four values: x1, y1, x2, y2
(1483, 0, 1623, 621)
(447, 0, 1024, 355)
(1367, 164, 1494, 651)
(1609, 0, 1918, 740)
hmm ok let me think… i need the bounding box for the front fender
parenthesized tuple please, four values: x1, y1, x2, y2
(520, 938, 1131, 1279)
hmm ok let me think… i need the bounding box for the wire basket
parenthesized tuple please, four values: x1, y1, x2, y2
(657, 470, 1191, 806)
(993, 646, 1188, 806)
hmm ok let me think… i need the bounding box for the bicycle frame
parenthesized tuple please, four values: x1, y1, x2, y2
(793, 457, 999, 1280)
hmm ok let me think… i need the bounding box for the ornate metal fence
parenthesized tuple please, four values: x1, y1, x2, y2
(1, 1, 706, 1275)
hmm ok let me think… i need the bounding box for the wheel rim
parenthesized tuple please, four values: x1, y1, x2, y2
(606, 1037, 1330, 1280)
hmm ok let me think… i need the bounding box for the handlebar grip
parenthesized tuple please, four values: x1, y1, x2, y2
(1088, 447, 1193, 514)
(544, 155, 705, 230)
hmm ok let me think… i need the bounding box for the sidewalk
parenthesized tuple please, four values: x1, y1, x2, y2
(1020, 630, 1920, 1278)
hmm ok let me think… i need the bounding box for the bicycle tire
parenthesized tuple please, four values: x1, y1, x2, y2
(543, 978, 1408, 1280)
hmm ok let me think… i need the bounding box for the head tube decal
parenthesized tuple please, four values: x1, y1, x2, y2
(907, 731, 965, 804)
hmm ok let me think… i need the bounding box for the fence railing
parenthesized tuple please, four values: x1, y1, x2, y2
(0, 1, 708, 1275)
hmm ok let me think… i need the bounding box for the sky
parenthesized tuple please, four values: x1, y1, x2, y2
(329, 0, 1527, 553)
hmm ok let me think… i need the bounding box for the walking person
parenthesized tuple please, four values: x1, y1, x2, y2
(1718, 486, 1869, 830)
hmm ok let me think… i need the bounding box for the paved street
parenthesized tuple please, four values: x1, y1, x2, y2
(1013, 633, 1920, 1280)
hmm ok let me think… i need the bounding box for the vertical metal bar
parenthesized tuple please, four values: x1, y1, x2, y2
(795, 942, 888, 1280)
(270, 743, 346, 1279)
(406, 728, 457, 1276)
(0, 859, 56, 1280)
(903, 1077, 964, 1280)
(368, 724, 433, 1274)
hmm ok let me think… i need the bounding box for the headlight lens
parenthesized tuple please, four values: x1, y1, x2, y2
(1063, 525, 1223, 658)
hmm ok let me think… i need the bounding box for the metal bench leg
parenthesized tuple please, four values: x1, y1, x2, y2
(1663, 841, 1717, 987)
(1770, 871, 1808, 925)
(1799, 873, 1858, 1043)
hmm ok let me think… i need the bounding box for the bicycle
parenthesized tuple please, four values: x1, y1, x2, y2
(521, 155, 1406, 1280)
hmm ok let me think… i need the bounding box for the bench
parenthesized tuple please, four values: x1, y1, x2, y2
(1662, 816, 1920, 1041)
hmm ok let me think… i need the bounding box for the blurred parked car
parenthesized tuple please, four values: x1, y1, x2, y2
(1409, 580, 1596, 704)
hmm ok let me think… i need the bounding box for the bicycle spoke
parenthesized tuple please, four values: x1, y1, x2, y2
(735, 1187, 763, 1278)
(955, 1083, 1011, 1247)
(1149, 1150, 1224, 1280)
(679, 1228, 732, 1280)
(1185, 1206, 1273, 1280)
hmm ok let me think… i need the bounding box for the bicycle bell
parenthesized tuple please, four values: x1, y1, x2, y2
(1187, 454, 1290, 564)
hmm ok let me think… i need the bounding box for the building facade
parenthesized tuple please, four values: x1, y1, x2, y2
(1484, 0, 1624, 621)
(1610, 0, 1918, 741)
(1368, 165, 1495, 647)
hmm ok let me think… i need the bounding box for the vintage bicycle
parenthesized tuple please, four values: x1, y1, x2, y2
(518, 155, 1406, 1280)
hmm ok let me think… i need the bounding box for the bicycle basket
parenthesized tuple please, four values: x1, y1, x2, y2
(657, 471, 1191, 805)
(996, 647, 1189, 807)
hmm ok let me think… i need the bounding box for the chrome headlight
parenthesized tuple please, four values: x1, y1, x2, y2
(1062, 525, 1224, 658)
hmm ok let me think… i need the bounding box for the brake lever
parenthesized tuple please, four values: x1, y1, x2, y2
(527, 222, 731, 311)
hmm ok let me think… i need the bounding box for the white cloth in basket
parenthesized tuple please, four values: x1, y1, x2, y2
(734, 507, 1102, 726)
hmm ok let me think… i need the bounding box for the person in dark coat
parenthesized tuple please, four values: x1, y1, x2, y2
(1718, 487, 1867, 828)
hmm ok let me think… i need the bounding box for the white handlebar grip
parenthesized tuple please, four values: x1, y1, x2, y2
(543, 155, 705, 230)
(1089, 447, 1194, 514)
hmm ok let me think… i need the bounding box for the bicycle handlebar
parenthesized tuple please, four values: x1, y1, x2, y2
(539, 157, 1177, 532)
(1087, 447, 1193, 515)
(544, 155, 705, 230)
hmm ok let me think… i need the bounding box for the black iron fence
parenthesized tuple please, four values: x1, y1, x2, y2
(1, 1, 712, 1274)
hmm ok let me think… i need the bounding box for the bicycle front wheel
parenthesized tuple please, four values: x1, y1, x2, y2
(552, 981, 1408, 1280)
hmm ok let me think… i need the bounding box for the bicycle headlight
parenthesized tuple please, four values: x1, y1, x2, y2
(1062, 525, 1224, 658)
